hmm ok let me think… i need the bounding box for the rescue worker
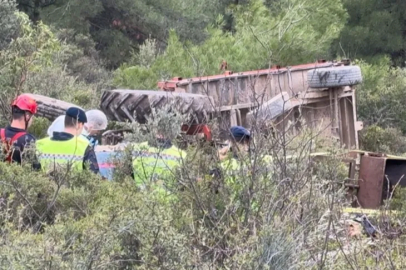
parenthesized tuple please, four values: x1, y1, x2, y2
(81, 109, 108, 147)
(36, 107, 99, 174)
(0, 94, 39, 166)
(218, 126, 251, 163)
(47, 109, 108, 148)
(132, 130, 186, 201)
(213, 126, 261, 215)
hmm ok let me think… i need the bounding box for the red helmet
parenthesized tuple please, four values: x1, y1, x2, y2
(11, 94, 38, 114)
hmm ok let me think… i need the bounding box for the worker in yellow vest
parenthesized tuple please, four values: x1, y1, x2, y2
(132, 134, 186, 201)
(36, 107, 99, 174)
(214, 126, 262, 214)
(219, 126, 251, 179)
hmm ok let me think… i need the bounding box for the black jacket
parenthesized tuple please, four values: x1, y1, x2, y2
(1, 126, 39, 169)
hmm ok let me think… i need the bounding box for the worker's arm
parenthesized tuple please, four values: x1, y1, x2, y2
(83, 145, 100, 174)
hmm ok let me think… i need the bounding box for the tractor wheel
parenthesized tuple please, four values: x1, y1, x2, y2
(24, 93, 83, 121)
(307, 65, 362, 88)
(100, 89, 215, 123)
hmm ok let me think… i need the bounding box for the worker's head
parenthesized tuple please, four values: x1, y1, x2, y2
(83, 109, 108, 136)
(230, 126, 251, 151)
(11, 94, 38, 130)
(64, 107, 87, 136)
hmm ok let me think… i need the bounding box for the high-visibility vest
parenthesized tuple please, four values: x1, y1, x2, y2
(220, 156, 262, 213)
(220, 157, 244, 191)
(221, 153, 272, 177)
(36, 136, 89, 173)
(132, 142, 186, 189)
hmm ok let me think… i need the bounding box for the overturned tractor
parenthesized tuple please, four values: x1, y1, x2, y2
(26, 60, 397, 210)
(28, 60, 364, 148)
(157, 60, 363, 149)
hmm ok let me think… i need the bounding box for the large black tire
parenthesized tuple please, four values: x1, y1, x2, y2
(24, 93, 83, 121)
(307, 66, 362, 88)
(100, 89, 215, 123)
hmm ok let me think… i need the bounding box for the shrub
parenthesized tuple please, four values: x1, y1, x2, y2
(359, 125, 406, 155)
(2, 99, 406, 269)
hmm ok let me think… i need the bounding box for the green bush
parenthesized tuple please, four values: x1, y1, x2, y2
(4, 1, 406, 269)
(28, 117, 51, 139)
(113, 0, 347, 89)
(2, 102, 406, 269)
(0, 5, 110, 123)
(359, 125, 406, 155)
(356, 58, 406, 133)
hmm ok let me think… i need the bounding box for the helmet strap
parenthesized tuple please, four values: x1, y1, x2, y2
(24, 113, 32, 131)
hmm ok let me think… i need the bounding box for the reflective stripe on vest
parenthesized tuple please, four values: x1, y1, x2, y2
(132, 142, 186, 186)
(38, 153, 84, 161)
(36, 136, 89, 172)
(132, 151, 182, 161)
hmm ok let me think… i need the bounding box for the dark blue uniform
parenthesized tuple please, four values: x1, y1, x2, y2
(1, 126, 37, 165)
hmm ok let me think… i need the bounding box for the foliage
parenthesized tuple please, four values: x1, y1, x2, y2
(0, 108, 344, 269)
(4, 0, 406, 268)
(0, 5, 111, 122)
(13, 0, 406, 71)
(389, 187, 406, 212)
(333, 0, 406, 66)
(28, 116, 51, 139)
(3, 106, 406, 269)
(1, 93, 406, 268)
(125, 102, 188, 144)
(114, 0, 347, 89)
(130, 36, 159, 68)
(113, 31, 195, 89)
(0, 0, 19, 50)
(355, 56, 406, 155)
(55, 28, 111, 87)
(0, 12, 60, 95)
(355, 57, 406, 133)
(0, 163, 190, 269)
(29, 0, 224, 68)
(359, 125, 406, 155)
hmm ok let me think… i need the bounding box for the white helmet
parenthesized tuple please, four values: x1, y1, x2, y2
(47, 109, 108, 137)
(47, 115, 94, 137)
(47, 115, 65, 137)
(85, 109, 108, 131)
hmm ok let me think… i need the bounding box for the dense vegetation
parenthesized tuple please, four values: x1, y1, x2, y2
(2, 0, 406, 268)
(2, 0, 406, 150)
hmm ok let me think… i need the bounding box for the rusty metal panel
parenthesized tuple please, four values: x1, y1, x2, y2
(163, 62, 335, 104)
(309, 100, 334, 140)
(358, 156, 387, 209)
(339, 96, 357, 149)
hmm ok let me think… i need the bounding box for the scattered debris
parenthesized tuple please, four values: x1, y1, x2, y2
(345, 219, 362, 238)
(353, 214, 379, 237)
